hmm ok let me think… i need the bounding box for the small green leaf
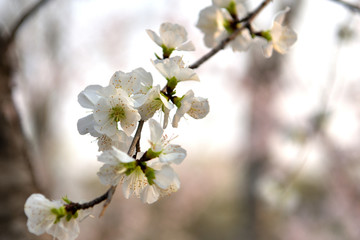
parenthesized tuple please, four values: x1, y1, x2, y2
(146, 148, 162, 159)
(162, 44, 175, 58)
(166, 76, 178, 90)
(261, 30, 272, 42)
(226, 1, 237, 17)
(154, 53, 162, 60)
(145, 167, 156, 185)
(62, 196, 71, 204)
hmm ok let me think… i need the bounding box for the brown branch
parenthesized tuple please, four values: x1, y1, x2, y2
(65, 120, 145, 216)
(189, 0, 272, 69)
(3, 0, 51, 50)
(329, 0, 360, 13)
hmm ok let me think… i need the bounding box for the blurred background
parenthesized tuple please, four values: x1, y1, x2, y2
(1, 0, 360, 239)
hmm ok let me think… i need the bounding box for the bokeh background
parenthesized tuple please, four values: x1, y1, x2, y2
(1, 0, 360, 239)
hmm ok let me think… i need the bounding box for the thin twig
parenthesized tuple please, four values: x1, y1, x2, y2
(329, 0, 360, 13)
(127, 120, 145, 157)
(189, 0, 272, 69)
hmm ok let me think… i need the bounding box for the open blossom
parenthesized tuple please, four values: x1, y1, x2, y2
(97, 130, 133, 152)
(135, 85, 174, 122)
(140, 164, 180, 204)
(196, 5, 252, 52)
(262, 7, 297, 58)
(153, 57, 199, 83)
(146, 22, 195, 56)
(24, 194, 81, 240)
(97, 147, 136, 186)
(147, 119, 186, 164)
(172, 90, 210, 128)
(97, 147, 180, 204)
(109, 68, 153, 96)
(78, 69, 153, 137)
(93, 88, 141, 136)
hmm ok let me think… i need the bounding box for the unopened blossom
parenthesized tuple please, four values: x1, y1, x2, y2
(262, 7, 297, 58)
(97, 147, 136, 186)
(146, 22, 195, 57)
(140, 164, 180, 204)
(152, 57, 199, 86)
(172, 90, 210, 128)
(147, 119, 186, 164)
(24, 194, 81, 240)
(196, 5, 252, 52)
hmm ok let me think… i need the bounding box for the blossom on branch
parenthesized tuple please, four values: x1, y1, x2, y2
(97, 146, 181, 204)
(196, 4, 252, 52)
(24, 194, 83, 240)
(153, 57, 199, 88)
(262, 7, 297, 58)
(147, 119, 186, 164)
(141, 164, 180, 204)
(135, 85, 174, 125)
(146, 22, 195, 58)
(172, 90, 210, 128)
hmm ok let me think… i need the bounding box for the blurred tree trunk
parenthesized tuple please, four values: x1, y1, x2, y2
(0, 1, 50, 239)
(240, 3, 302, 239)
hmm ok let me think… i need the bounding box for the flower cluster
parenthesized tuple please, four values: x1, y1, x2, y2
(77, 22, 209, 204)
(24, 1, 297, 239)
(196, 0, 297, 57)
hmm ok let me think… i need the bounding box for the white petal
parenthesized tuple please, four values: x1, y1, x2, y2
(177, 68, 200, 82)
(146, 29, 163, 47)
(140, 185, 160, 204)
(154, 165, 176, 189)
(77, 114, 99, 137)
(274, 7, 290, 25)
(110, 146, 135, 163)
(159, 93, 174, 110)
(177, 41, 195, 51)
(78, 85, 104, 109)
(187, 97, 210, 119)
(160, 145, 187, 164)
(97, 164, 123, 186)
(262, 42, 273, 58)
(148, 119, 163, 143)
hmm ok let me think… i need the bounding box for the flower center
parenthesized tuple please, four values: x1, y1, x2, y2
(109, 106, 126, 122)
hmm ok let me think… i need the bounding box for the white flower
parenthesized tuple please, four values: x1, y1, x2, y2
(262, 7, 297, 58)
(109, 68, 153, 96)
(135, 85, 173, 121)
(153, 57, 199, 83)
(122, 166, 148, 199)
(146, 22, 195, 56)
(93, 87, 141, 136)
(24, 194, 80, 240)
(97, 130, 133, 152)
(141, 164, 180, 204)
(172, 90, 210, 128)
(147, 119, 186, 164)
(77, 85, 114, 137)
(196, 5, 251, 51)
(97, 147, 136, 186)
